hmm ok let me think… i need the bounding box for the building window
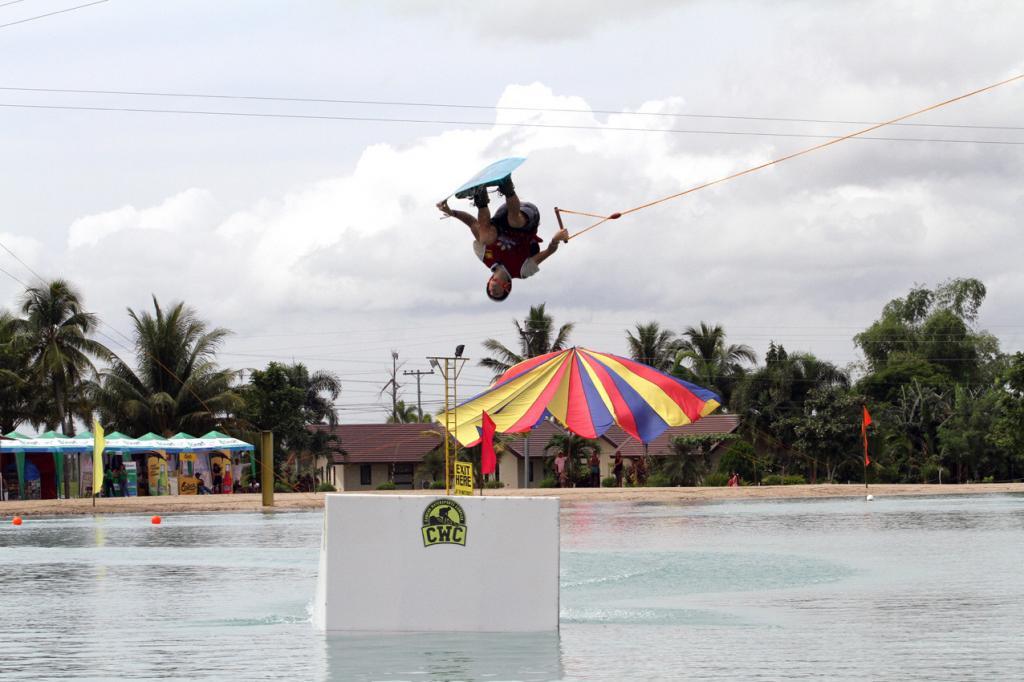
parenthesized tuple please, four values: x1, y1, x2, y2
(360, 464, 372, 486)
(528, 460, 535, 482)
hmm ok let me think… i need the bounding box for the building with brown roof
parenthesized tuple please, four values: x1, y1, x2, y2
(310, 413, 742, 490)
(311, 423, 444, 490)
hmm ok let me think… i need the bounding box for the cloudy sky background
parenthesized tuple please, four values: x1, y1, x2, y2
(1, 0, 1022, 422)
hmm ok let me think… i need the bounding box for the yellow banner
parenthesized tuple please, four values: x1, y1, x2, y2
(92, 420, 105, 497)
(453, 461, 474, 496)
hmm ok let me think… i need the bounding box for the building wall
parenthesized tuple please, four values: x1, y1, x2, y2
(496, 451, 521, 489)
(336, 463, 392, 491)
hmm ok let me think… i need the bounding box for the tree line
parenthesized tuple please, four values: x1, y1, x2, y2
(478, 282, 1024, 485)
(2, 277, 1022, 488)
(0, 279, 340, 488)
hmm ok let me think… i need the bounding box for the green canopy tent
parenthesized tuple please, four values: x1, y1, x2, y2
(3, 431, 28, 500)
(38, 431, 67, 497)
(199, 431, 257, 488)
(0, 431, 91, 499)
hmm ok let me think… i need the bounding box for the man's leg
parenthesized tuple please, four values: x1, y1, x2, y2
(474, 186, 492, 228)
(498, 177, 526, 228)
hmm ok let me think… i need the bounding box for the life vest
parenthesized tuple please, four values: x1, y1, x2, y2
(481, 202, 543, 278)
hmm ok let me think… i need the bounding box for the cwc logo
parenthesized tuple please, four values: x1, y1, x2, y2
(421, 498, 467, 547)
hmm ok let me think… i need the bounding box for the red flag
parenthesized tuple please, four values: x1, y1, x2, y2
(861, 405, 872, 466)
(481, 411, 496, 475)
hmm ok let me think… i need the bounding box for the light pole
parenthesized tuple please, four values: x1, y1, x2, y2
(427, 345, 467, 494)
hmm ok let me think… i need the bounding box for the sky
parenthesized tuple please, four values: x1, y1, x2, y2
(1, 0, 1022, 423)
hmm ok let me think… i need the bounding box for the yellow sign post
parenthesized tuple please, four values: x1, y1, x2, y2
(453, 461, 474, 496)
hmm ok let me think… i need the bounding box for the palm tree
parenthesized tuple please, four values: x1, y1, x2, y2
(283, 363, 341, 426)
(0, 310, 37, 433)
(661, 436, 712, 486)
(281, 362, 341, 486)
(626, 322, 678, 371)
(544, 431, 601, 486)
(480, 304, 574, 378)
(387, 399, 433, 424)
(14, 279, 112, 433)
(672, 322, 756, 408)
(93, 296, 240, 436)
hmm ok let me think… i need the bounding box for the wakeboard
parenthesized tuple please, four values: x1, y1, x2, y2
(451, 157, 527, 199)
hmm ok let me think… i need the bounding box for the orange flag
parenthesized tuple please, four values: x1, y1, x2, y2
(861, 405, 872, 466)
(481, 411, 496, 475)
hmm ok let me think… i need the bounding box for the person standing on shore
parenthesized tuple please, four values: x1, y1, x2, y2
(589, 452, 601, 487)
(633, 457, 647, 486)
(102, 467, 114, 498)
(554, 451, 568, 488)
(613, 453, 624, 487)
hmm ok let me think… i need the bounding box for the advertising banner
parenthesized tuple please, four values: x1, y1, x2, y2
(123, 461, 138, 497)
(147, 455, 169, 496)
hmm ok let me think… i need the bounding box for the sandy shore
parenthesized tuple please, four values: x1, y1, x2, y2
(1, 483, 1021, 517)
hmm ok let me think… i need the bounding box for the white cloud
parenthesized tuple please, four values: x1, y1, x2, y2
(67, 188, 221, 249)
(5, 0, 1023, 421)
(59, 78, 1022, 341)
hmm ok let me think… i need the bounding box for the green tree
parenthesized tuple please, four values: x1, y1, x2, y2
(938, 385, 1000, 483)
(14, 279, 111, 434)
(240, 361, 340, 485)
(659, 434, 732, 485)
(792, 386, 866, 482)
(716, 440, 765, 484)
(281, 362, 341, 426)
(672, 322, 755, 408)
(0, 310, 37, 433)
(625, 322, 677, 371)
(387, 399, 433, 423)
(855, 278, 998, 402)
(94, 297, 239, 436)
(544, 431, 600, 485)
(480, 303, 574, 378)
(733, 343, 848, 477)
(990, 352, 1024, 481)
(853, 278, 1006, 482)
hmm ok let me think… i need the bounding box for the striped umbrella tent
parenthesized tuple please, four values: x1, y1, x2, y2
(439, 347, 721, 446)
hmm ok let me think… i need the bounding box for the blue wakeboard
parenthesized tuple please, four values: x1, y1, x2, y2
(452, 157, 527, 199)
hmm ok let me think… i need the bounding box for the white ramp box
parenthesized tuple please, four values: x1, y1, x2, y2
(313, 494, 559, 632)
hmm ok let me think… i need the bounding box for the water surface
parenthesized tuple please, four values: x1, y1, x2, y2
(2, 494, 1021, 680)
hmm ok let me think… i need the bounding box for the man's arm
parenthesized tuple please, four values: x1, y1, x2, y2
(530, 228, 570, 267)
(437, 199, 497, 245)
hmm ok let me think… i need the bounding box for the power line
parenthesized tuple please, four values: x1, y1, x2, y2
(2, 85, 1020, 132)
(0, 0, 107, 30)
(1, 101, 1022, 145)
(0, 239, 44, 283)
(0, 1, 33, 9)
(0, 263, 28, 287)
(564, 72, 1024, 239)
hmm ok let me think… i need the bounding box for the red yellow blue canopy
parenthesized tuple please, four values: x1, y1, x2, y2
(440, 347, 721, 446)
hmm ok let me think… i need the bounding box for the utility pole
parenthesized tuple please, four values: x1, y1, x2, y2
(403, 367, 435, 422)
(381, 350, 402, 422)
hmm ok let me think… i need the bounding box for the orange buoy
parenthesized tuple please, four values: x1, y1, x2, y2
(12, 516, 23, 526)
(151, 515, 162, 525)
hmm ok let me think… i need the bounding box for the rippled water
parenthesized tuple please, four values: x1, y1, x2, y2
(2, 494, 1022, 681)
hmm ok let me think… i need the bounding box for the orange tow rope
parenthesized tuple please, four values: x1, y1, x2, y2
(561, 73, 1024, 240)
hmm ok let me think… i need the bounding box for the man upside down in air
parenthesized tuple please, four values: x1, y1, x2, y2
(437, 175, 568, 302)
